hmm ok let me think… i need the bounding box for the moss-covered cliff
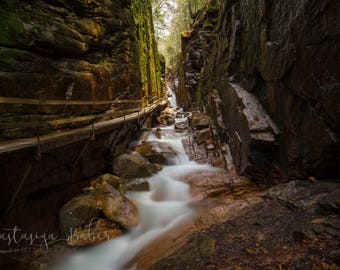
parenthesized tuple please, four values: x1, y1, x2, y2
(179, 0, 340, 182)
(0, 0, 161, 139)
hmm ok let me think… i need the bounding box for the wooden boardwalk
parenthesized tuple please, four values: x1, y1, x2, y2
(0, 100, 167, 155)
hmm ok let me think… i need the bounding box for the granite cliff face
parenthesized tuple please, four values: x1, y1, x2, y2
(0, 0, 161, 139)
(178, 0, 340, 182)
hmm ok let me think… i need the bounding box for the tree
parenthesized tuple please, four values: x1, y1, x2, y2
(151, 0, 206, 68)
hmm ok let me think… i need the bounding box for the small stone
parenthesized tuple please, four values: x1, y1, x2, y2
(205, 138, 213, 145)
(330, 264, 339, 270)
(191, 113, 210, 130)
(206, 144, 215, 150)
(197, 128, 211, 144)
(321, 262, 330, 269)
(308, 176, 317, 183)
(212, 157, 225, 169)
(259, 247, 269, 254)
(155, 127, 162, 139)
(157, 107, 177, 125)
(292, 231, 308, 243)
(175, 121, 188, 130)
(176, 112, 183, 118)
(244, 248, 254, 254)
(311, 218, 327, 224)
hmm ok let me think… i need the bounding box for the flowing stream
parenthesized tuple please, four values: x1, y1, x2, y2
(53, 88, 213, 270)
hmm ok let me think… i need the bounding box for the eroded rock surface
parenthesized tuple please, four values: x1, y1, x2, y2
(97, 182, 139, 228)
(134, 141, 178, 165)
(67, 219, 122, 247)
(59, 193, 101, 236)
(113, 152, 161, 178)
(0, 0, 161, 139)
(178, 0, 340, 182)
(156, 108, 177, 126)
(147, 180, 340, 270)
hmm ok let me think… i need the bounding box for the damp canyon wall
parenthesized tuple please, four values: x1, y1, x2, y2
(0, 0, 162, 139)
(178, 0, 340, 182)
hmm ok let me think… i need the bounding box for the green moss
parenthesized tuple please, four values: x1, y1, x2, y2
(0, 8, 25, 46)
(44, 15, 55, 26)
(196, 84, 204, 109)
(131, 0, 160, 98)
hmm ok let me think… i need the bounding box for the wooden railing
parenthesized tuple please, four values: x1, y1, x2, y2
(0, 95, 166, 127)
(0, 95, 168, 152)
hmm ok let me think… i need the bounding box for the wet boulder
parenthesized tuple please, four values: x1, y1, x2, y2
(182, 170, 254, 199)
(154, 127, 162, 139)
(175, 121, 189, 130)
(157, 113, 175, 126)
(134, 141, 178, 165)
(190, 113, 211, 130)
(59, 194, 101, 236)
(97, 182, 139, 228)
(157, 108, 177, 125)
(120, 178, 150, 193)
(194, 128, 212, 144)
(67, 219, 122, 247)
(91, 173, 120, 189)
(113, 152, 161, 178)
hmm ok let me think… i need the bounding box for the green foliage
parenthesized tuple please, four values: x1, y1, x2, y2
(151, 0, 205, 69)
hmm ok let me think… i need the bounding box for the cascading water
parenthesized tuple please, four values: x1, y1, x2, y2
(167, 86, 177, 108)
(53, 88, 213, 270)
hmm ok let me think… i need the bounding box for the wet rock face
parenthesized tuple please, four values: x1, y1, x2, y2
(113, 152, 161, 178)
(149, 180, 340, 270)
(156, 108, 177, 126)
(67, 219, 122, 247)
(59, 177, 139, 238)
(98, 182, 139, 228)
(180, 0, 340, 181)
(0, 0, 161, 139)
(59, 194, 101, 236)
(134, 141, 178, 165)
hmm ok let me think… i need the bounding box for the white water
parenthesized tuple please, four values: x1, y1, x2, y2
(167, 86, 177, 108)
(53, 89, 213, 270)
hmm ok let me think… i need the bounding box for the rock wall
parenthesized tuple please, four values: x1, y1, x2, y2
(0, 109, 162, 232)
(0, 0, 161, 139)
(179, 0, 340, 182)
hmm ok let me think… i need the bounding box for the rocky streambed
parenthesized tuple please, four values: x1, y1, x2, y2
(29, 101, 340, 270)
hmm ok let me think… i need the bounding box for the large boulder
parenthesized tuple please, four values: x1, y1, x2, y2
(120, 178, 150, 193)
(59, 194, 101, 236)
(157, 108, 177, 125)
(91, 173, 121, 189)
(181, 170, 254, 199)
(113, 152, 161, 178)
(97, 182, 139, 228)
(134, 141, 178, 165)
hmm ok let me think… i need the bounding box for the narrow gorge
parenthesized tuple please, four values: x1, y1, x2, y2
(0, 0, 339, 270)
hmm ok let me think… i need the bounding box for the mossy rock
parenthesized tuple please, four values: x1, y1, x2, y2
(0, 8, 26, 47)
